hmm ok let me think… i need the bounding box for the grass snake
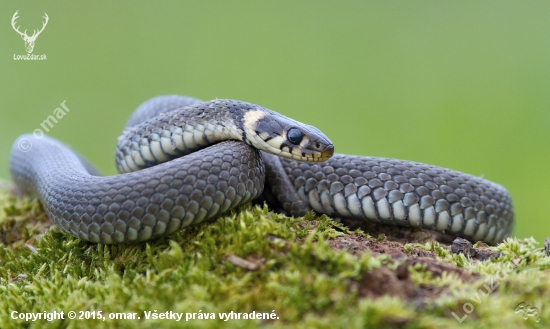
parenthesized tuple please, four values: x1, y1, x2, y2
(9, 96, 514, 245)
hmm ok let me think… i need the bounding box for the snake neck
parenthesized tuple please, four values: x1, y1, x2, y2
(116, 100, 247, 173)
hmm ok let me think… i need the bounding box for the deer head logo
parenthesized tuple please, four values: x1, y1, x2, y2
(11, 11, 49, 54)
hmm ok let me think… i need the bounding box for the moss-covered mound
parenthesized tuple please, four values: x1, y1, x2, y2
(0, 185, 548, 329)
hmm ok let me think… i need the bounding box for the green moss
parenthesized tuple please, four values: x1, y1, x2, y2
(0, 184, 549, 328)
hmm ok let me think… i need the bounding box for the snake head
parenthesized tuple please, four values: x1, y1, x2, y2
(243, 109, 334, 162)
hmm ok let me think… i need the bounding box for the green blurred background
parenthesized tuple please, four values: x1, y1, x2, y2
(1, 1, 548, 242)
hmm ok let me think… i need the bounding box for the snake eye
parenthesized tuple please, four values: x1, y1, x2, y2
(287, 128, 303, 145)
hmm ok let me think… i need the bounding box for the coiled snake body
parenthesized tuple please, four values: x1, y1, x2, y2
(10, 96, 513, 245)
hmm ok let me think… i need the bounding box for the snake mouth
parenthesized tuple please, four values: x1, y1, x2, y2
(320, 144, 334, 161)
(285, 143, 334, 162)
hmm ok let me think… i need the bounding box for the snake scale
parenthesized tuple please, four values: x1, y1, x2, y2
(9, 96, 514, 245)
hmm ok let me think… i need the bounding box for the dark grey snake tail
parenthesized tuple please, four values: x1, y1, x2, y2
(10, 135, 264, 244)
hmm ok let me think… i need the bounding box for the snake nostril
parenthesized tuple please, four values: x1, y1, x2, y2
(316, 143, 320, 149)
